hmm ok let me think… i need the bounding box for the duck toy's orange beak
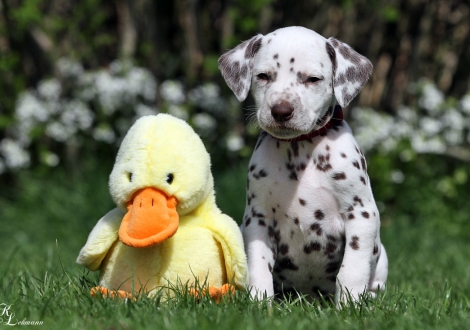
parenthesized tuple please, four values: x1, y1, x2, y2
(119, 187, 179, 248)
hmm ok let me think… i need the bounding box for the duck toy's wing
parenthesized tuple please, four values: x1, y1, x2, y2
(76, 208, 124, 271)
(209, 213, 249, 289)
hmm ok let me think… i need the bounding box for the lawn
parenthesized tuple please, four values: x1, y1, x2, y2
(0, 161, 469, 329)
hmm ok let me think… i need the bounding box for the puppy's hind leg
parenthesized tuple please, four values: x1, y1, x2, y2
(368, 243, 388, 297)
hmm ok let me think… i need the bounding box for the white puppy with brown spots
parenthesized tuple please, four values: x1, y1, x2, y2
(218, 26, 388, 304)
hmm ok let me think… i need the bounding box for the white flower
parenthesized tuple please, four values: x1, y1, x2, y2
(442, 108, 464, 130)
(57, 58, 84, 78)
(418, 81, 444, 114)
(419, 117, 442, 136)
(397, 106, 417, 123)
(167, 104, 188, 120)
(351, 107, 394, 151)
(0, 138, 30, 169)
(127, 67, 157, 102)
(393, 122, 413, 139)
(411, 133, 445, 154)
(443, 130, 463, 145)
(15, 91, 50, 123)
(459, 94, 470, 115)
(390, 170, 404, 183)
(192, 113, 216, 131)
(188, 83, 222, 111)
(46, 121, 76, 142)
(135, 104, 158, 119)
(93, 126, 116, 144)
(109, 60, 126, 75)
(399, 149, 414, 162)
(61, 100, 94, 130)
(37, 79, 61, 101)
(95, 71, 128, 115)
(160, 80, 185, 105)
(226, 133, 244, 152)
(77, 72, 97, 101)
(381, 137, 398, 153)
(43, 152, 59, 167)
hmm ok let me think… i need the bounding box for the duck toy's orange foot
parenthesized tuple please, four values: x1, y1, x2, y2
(90, 286, 134, 299)
(190, 284, 235, 303)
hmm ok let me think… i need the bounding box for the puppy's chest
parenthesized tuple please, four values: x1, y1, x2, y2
(247, 134, 343, 229)
(247, 135, 347, 292)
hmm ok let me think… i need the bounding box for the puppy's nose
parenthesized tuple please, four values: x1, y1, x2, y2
(271, 102, 294, 123)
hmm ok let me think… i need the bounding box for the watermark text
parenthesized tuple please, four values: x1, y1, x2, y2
(0, 303, 43, 326)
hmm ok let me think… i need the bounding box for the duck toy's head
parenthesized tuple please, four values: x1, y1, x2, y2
(109, 114, 213, 248)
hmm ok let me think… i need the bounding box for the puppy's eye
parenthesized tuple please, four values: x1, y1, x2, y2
(166, 173, 174, 184)
(307, 77, 321, 83)
(257, 73, 270, 81)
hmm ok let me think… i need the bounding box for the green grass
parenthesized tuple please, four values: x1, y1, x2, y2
(1, 162, 469, 329)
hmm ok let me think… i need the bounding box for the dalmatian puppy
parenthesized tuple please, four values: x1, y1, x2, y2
(218, 26, 388, 303)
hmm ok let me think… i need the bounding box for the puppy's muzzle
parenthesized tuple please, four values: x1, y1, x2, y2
(271, 101, 294, 123)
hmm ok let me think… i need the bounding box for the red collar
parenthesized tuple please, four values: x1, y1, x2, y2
(272, 105, 344, 142)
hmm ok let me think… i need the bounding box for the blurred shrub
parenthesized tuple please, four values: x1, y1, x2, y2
(0, 58, 253, 176)
(352, 79, 470, 157)
(351, 79, 470, 229)
(1, 54, 470, 231)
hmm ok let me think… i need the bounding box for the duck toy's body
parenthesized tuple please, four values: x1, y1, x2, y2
(77, 114, 248, 299)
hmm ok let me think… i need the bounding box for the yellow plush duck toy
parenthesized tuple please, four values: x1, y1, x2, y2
(76, 114, 248, 300)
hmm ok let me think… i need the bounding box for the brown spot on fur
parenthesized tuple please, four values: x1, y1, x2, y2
(245, 217, 251, 227)
(316, 154, 332, 172)
(304, 241, 321, 254)
(332, 172, 346, 180)
(279, 244, 289, 255)
(314, 210, 325, 220)
(326, 260, 341, 273)
(325, 242, 337, 254)
(353, 196, 364, 207)
(278, 257, 298, 270)
(310, 223, 322, 236)
(349, 236, 360, 250)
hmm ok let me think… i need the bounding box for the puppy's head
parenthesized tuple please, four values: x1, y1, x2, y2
(219, 26, 372, 139)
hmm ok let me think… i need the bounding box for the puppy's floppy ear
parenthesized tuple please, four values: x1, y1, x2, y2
(326, 38, 373, 107)
(218, 34, 263, 102)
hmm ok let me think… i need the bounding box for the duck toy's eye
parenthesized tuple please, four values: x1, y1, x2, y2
(166, 173, 174, 184)
(128, 172, 133, 182)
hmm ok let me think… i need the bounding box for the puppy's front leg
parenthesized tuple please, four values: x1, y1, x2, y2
(241, 209, 276, 300)
(328, 147, 380, 303)
(335, 198, 379, 303)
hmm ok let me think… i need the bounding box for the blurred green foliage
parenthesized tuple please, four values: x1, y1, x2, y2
(1, 1, 469, 251)
(369, 148, 470, 235)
